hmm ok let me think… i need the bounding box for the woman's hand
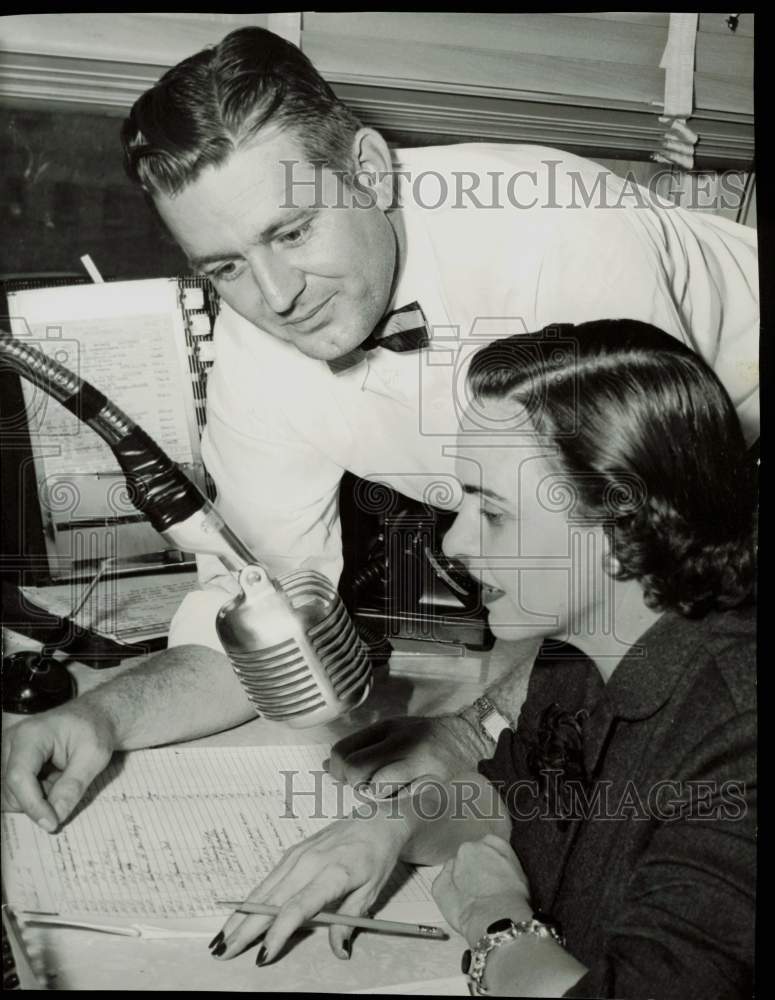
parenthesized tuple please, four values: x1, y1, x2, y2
(432, 834, 532, 946)
(211, 809, 410, 964)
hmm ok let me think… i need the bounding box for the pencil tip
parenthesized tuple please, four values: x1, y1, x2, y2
(418, 924, 448, 939)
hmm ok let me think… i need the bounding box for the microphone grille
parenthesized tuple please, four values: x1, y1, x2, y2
(218, 569, 372, 727)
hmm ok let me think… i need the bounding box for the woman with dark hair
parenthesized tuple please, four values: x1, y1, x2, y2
(212, 320, 756, 998)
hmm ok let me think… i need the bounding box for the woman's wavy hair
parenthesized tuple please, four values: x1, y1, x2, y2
(121, 27, 362, 197)
(466, 320, 756, 618)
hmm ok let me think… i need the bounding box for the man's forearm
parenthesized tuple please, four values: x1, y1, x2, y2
(79, 644, 254, 750)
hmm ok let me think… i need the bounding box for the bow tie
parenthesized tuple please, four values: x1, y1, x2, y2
(361, 301, 430, 353)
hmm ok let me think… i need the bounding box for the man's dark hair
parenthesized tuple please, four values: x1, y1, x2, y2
(467, 319, 756, 618)
(121, 26, 363, 197)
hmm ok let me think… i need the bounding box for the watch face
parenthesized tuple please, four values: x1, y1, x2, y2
(486, 918, 514, 934)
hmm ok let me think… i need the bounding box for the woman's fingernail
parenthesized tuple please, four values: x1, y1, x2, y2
(211, 939, 227, 958)
(342, 938, 351, 959)
(208, 931, 224, 951)
(255, 945, 267, 966)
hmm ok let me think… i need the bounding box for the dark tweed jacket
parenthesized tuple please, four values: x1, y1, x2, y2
(478, 605, 756, 999)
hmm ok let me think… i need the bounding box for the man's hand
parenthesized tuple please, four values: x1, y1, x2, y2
(432, 834, 532, 946)
(212, 811, 410, 963)
(328, 715, 483, 792)
(1, 702, 116, 831)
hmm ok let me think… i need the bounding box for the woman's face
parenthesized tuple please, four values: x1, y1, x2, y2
(442, 398, 610, 642)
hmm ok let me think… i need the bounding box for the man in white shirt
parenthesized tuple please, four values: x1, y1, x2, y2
(2, 26, 758, 830)
(175, 140, 757, 638)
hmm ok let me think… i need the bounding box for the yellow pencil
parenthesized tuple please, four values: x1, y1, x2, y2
(215, 900, 448, 939)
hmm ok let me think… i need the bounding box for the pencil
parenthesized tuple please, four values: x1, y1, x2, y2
(215, 900, 448, 940)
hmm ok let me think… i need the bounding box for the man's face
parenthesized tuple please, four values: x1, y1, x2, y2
(153, 127, 398, 361)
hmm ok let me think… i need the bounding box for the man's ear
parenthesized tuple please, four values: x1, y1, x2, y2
(349, 128, 394, 210)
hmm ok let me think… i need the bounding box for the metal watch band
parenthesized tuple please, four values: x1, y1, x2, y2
(462, 916, 566, 995)
(472, 695, 512, 746)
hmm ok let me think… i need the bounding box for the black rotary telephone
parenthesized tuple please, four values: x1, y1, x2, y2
(338, 472, 495, 658)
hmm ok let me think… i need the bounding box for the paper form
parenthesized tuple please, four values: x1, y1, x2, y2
(1, 746, 441, 923)
(22, 570, 198, 642)
(10, 282, 196, 478)
(17, 313, 193, 475)
(7, 278, 211, 579)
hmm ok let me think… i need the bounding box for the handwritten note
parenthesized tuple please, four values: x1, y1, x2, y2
(7, 279, 208, 577)
(1, 746, 440, 922)
(21, 315, 192, 474)
(9, 281, 197, 478)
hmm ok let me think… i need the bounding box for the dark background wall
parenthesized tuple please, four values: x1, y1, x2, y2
(1, 106, 189, 280)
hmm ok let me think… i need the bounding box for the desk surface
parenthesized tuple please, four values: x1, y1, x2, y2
(2, 632, 526, 992)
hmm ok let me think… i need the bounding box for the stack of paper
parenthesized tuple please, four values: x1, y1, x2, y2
(1, 745, 442, 925)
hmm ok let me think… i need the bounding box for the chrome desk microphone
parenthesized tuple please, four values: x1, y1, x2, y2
(0, 331, 371, 727)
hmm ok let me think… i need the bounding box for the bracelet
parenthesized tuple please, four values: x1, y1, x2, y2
(462, 914, 566, 996)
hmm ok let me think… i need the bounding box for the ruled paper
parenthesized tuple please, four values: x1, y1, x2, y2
(22, 570, 198, 641)
(1, 746, 440, 922)
(6, 278, 213, 577)
(10, 280, 197, 478)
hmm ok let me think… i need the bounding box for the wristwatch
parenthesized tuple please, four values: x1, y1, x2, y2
(461, 914, 566, 996)
(471, 695, 512, 746)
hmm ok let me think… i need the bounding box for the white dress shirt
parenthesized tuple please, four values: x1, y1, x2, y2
(168, 143, 759, 651)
